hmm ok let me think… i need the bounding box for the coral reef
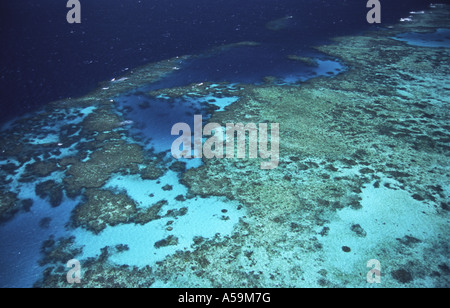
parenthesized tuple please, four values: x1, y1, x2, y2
(0, 192, 20, 222)
(71, 189, 138, 234)
(2, 5, 449, 288)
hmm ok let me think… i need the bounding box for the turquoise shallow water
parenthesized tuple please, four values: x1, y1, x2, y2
(0, 3, 449, 288)
(1, 47, 339, 288)
(74, 171, 245, 268)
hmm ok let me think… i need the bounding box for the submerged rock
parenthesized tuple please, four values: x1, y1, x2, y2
(35, 180, 64, 207)
(72, 189, 138, 234)
(154, 235, 179, 249)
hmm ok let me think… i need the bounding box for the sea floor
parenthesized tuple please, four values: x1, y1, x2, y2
(0, 5, 449, 288)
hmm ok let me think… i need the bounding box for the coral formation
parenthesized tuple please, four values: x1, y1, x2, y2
(1, 5, 449, 288)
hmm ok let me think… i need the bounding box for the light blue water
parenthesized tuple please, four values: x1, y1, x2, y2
(0, 24, 425, 288)
(0, 40, 346, 287)
(73, 171, 246, 268)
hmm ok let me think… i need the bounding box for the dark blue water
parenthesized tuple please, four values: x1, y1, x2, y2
(0, 0, 433, 123)
(115, 93, 210, 153)
(395, 28, 450, 48)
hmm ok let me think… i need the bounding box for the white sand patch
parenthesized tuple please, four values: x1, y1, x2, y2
(318, 180, 445, 275)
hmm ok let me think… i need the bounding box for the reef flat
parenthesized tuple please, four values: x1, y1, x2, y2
(170, 7, 450, 287)
(1, 5, 449, 288)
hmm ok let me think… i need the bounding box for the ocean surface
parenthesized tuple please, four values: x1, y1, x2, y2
(0, 0, 433, 122)
(1, 0, 448, 289)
